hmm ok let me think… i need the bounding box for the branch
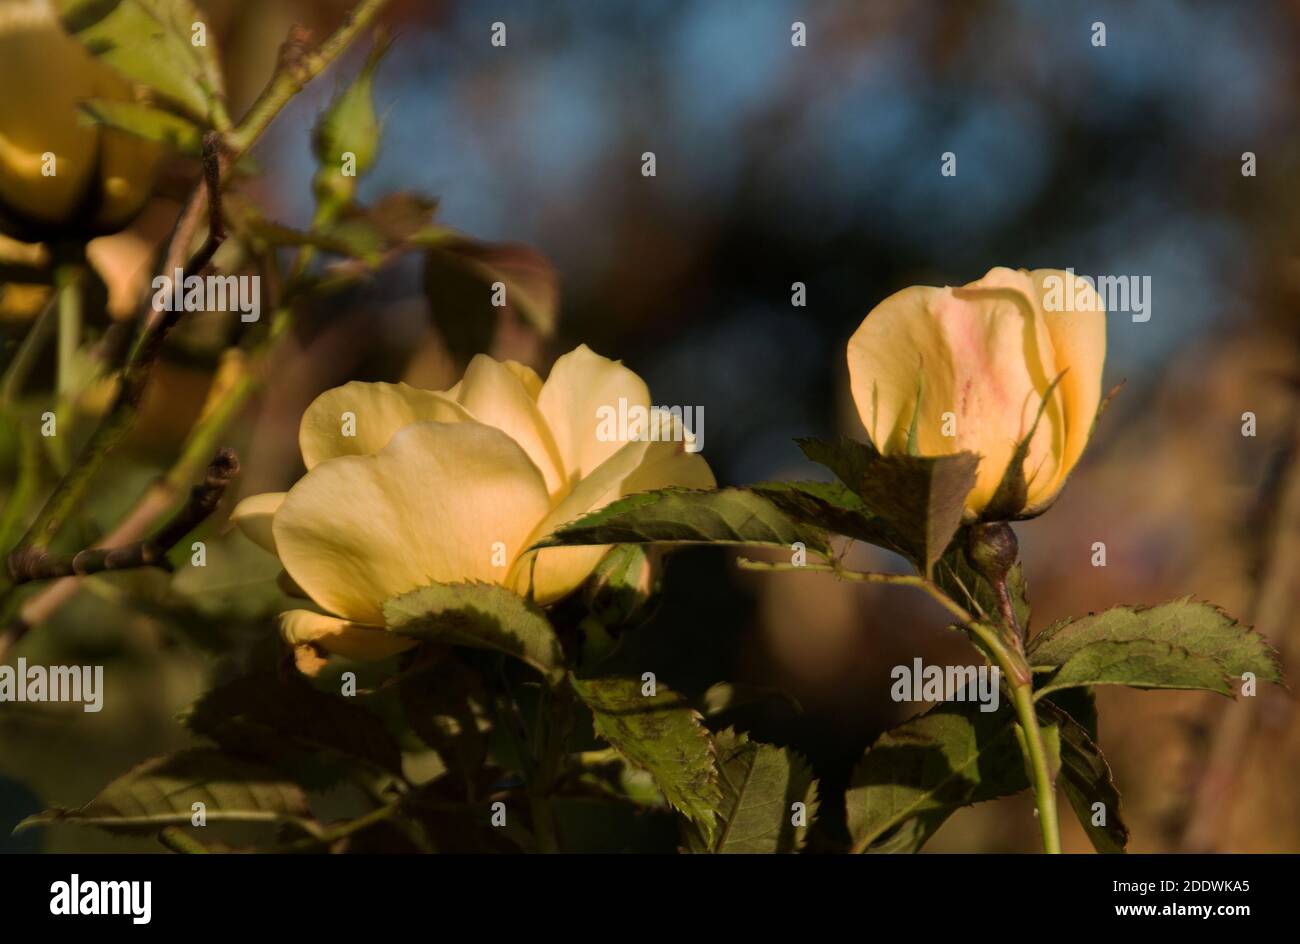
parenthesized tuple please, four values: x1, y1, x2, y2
(0, 300, 293, 661)
(9, 134, 226, 557)
(6, 448, 238, 585)
(227, 0, 391, 154)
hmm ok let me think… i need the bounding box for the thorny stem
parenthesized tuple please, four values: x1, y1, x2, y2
(967, 522, 1060, 854)
(6, 448, 238, 584)
(228, 0, 391, 154)
(0, 448, 239, 664)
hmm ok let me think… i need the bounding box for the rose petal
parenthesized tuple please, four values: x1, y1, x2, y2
(511, 415, 715, 604)
(1027, 269, 1106, 509)
(274, 421, 551, 624)
(848, 269, 1068, 515)
(537, 344, 652, 488)
(442, 354, 565, 497)
(229, 491, 286, 554)
(298, 381, 472, 470)
(502, 360, 543, 400)
(279, 609, 416, 662)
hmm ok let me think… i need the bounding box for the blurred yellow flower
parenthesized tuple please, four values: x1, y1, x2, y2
(0, 231, 48, 320)
(0, 0, 163, 240)
(232, 345, 714, 669)
(847, 266, 1106, 518)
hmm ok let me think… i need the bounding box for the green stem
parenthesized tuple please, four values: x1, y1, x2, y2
(528, 682, 573, 854)
(54, 261, 83, 405)
(966, 523, 1062, 854)
(0, 420, 39, 553)
(0, 289, 58, 405)
(1012, 682, 1062, 854)
(529, 794, 561, 854)
(48, 260, 85, 474)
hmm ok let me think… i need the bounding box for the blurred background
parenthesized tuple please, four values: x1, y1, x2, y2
(3, 0, 1299, 852)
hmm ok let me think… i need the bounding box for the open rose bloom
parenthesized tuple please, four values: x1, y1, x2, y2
(847, 267, 1106, 519)
(232, 345, 714, 670)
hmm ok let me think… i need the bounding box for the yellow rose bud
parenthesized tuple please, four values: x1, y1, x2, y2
(230, 345, 715, 671)
(847, 266, 1106, 519)
(0, 0, 164, 240)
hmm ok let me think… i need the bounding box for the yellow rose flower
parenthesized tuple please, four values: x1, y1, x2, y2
(0, 0, 164, 240)
(847, 266, 1106, 518)
(231, 345, 714, 669)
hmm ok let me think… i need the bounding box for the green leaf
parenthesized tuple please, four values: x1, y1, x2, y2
(16, 749, 310, 835)
(570, 675, 721, 842)
(845, 701, 1026, 853)
(423, 237, 559, 361)
(182, 672, 403, 784)
(384, 581, 565, 682)
(797, 436, 977, 574)
(237, 194, 441, 268)
(236, 210, 380, 263)
(581, 543, 660, 631)
(59, 0, 224, 125)
(533, 486, 831, 559)
(79, 99, 202, 154)
(1028, 598, 1281, 698)
(1039, 700, 1128, 853)
(684, 728, 818, 853)
(1043, 686, 1098, 741)
(749, 479, 898, 551)
(699, 682, 802, 720)
(360, 193, 442, 245)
